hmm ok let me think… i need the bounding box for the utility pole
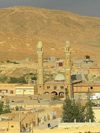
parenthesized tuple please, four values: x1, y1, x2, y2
(19, 110, 20, 133)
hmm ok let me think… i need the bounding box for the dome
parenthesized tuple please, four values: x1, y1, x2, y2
(66, 40, 70, 45)
(54, 73, 65, 82)
(38, 41, 42, 46)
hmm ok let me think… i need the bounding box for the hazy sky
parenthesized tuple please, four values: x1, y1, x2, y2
(0, 0, 100, 17)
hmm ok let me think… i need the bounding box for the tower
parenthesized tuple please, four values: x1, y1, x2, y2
(37, 41, 44, 94)
(64, 41, 72, 98)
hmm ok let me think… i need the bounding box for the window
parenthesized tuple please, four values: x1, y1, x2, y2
(10, 90, 14, 94)
(60, 86, 64, 89)
(11, 125, 14, 128)
(59, 63, 63, 66)
(90, 86, 93, 89)
(39, 86, 41, 88)
(53, 86, 57, 90)
(47, 86, 50, 89)
(26, 123, 28, 127)
(6, 90, 8, 93)
(0, 90, 2, 93)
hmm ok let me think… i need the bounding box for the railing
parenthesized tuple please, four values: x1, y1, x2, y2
(58, 119, 100, 128)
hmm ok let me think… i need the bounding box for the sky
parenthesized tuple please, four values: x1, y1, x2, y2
(0, 0, 100, 17)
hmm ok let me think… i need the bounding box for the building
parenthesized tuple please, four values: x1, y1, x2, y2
(0, 40, 100, 101)
(37, 41, 72, 98)
(0, 84, 37, 100)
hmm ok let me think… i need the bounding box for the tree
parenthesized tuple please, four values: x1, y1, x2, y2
(15, 106, 19, 111)
(85, 89, 95, 122)
(3, 109, 11, 113)
(71, 99, 85, 122)
(62, 88, 85, 122)
(62, 88, 73, 122)
(0, 102, 3, 114)
(62, 96, 73, 122)
(85, 55, 90, 59)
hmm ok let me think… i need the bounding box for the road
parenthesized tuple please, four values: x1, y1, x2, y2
(32, 117, 60, 130)
(24, 117, 61, 133)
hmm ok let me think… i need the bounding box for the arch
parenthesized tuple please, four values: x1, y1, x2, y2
(59, 92, 64, 98)
(44, 92, 49, 94)
(51, 91, 57, 95)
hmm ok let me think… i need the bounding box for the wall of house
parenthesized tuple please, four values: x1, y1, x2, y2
(89, 68, 100, 75)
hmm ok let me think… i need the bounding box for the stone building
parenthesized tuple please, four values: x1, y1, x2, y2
(0, 40, 100, 101)
(37, 41, 72, 98)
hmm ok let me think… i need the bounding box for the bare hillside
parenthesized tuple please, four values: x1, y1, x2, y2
(0, 6, 100, 62)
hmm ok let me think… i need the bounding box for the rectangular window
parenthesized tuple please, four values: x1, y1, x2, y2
(10, 90, 14, 94)
(47, 86, 50, 89)
(60, 86, 64, 89)
(26, 123, 28, 127)
(59, 63, 63, 66)
(54, 86, 57, 89)
(0, 90, 2, 93)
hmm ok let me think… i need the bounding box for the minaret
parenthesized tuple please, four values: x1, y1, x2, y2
(64, 41, 72, 98)
(37, 41, 44, 94)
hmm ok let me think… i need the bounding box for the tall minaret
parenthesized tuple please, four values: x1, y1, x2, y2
(64, 41, 72, 98)
(37, 41, 44, 94)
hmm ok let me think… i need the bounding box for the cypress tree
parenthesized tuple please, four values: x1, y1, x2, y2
(62, 88, 73, 122)
(62, 88, 85, 122)
(85, 88, 95, 122)
(71, 99, 85, 122)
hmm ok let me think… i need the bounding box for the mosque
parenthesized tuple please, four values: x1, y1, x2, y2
(37, 40, 100, 99)
(0, 41, 100, 101)
(37, 40, 75, 99)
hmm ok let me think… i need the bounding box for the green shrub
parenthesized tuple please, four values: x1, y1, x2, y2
(15, 106, 19, 111)
(13, 61, 19, 64)
(8, 76, 27, 84)
(53, 95, 60, 100)
(29, 73, 33, 75)
(31, 77, 37, 80)
(0, 76, 7, 83)
(3, 109, 11, 113)
(85, 55, 90, 59)
(7, 60, 10, 63)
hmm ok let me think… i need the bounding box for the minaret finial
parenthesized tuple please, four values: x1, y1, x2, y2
(65, 40, 70, 45)
(38, 41, 42, 46)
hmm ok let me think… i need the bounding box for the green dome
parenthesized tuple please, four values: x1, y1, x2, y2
(54, 74, 65, 81)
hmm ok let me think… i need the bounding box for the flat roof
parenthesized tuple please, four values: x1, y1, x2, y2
(73, 82, 100, 87)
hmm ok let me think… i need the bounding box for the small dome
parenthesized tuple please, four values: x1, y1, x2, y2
(54, 73, 65, 81)
(65, 40, 70, 45)
(38, 41, 42, 46)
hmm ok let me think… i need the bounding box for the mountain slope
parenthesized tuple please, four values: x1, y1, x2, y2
(0, 6, 100, 62)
